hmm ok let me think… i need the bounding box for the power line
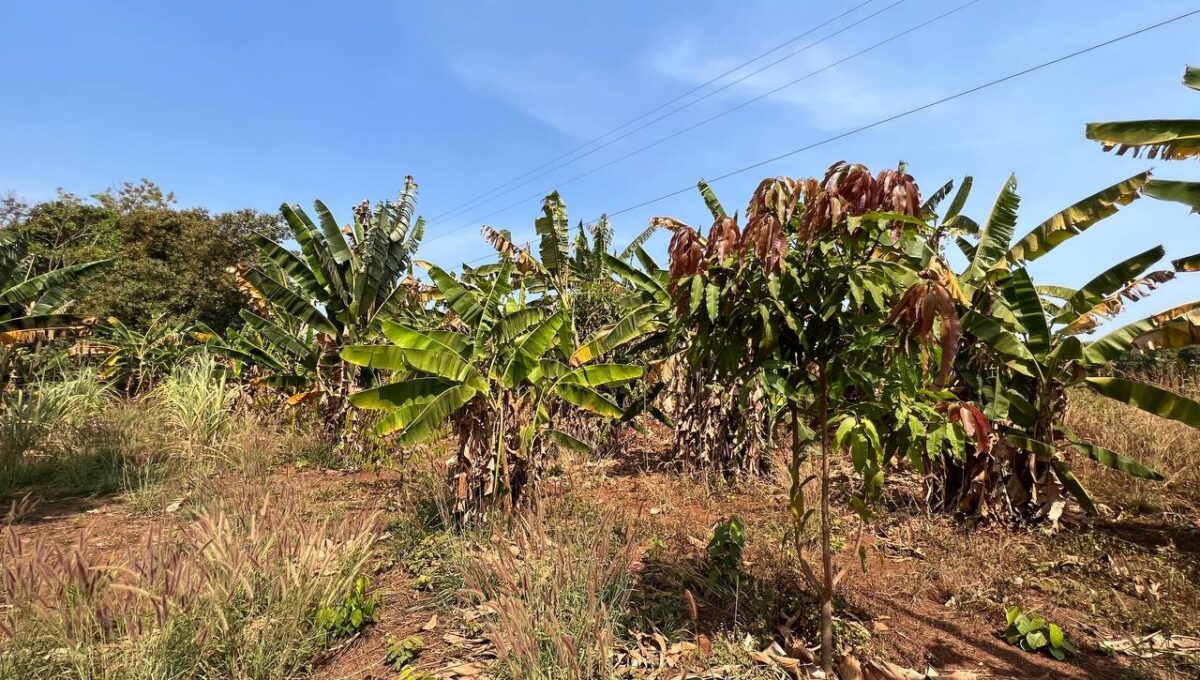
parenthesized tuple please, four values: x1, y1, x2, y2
(424, 0, 881, 226)
(426, 0, 976, 246)
(453, 6, 1200, 268)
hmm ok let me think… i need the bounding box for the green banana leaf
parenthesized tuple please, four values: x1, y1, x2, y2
(535, 192, 570, 280)
(998, 173, 1149, 269)
(403, 347, 488, 392)
(962, 311, 1034, 362)
(0, 259, 114, 307)
(697, 179, 727, 220)
(381, 321, 472, 357)
(557, 382, 623, 418)
(341, 345, 411, 372)
(420, 261, 484, 327)
(1083, 300, 1200, 364)
(1085, 119, 1200, 160)
(1146, 180, 1200, 213)
(1068, 439, 1164, 481)
(251, 234, 327, 302)
(1086, 377, 1200, 428)
(242, 268, 337, 335)
(349, 377, 455, 410)
(545, 429, 591, 453)
(558, 363, 643, 387)
(964, 174, 1019, 282)
(997, 269, 1050, 354)
(501, 311, 565, 387)
(380, 384, 476, 442)
(1053, 246, 1165, 326)
(571, 306, 664, 365)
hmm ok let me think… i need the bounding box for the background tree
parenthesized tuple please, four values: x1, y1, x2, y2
(9, 179, 285, 332)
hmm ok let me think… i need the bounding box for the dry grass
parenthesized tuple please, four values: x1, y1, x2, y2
(458, 498, 635, 680)
(0, 485, 381, 679)
(1067, 381, 1200, 515)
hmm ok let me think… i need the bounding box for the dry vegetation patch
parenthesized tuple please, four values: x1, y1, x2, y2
(3, 373, 1199, 679)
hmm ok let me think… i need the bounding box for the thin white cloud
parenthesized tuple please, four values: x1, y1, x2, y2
(446, 50, 611, 139)
(649, 36, 937, 131)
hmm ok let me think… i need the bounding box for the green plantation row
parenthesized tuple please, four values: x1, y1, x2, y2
(3, 66, 1200, 676)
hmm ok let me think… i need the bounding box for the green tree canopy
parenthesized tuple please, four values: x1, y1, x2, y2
(7, 180, 285, 332)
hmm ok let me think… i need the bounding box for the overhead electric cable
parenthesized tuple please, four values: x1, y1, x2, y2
(450, 6, 1200, 267)
(427, 0, 977, 245)
(424, 0, 881, 225)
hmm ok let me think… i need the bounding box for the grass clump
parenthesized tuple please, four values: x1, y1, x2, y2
(458, 498, 634, 680)
(0, 486, 381, 680)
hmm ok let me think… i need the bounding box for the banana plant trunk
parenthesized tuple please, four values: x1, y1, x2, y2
(672, 370, 769, 475)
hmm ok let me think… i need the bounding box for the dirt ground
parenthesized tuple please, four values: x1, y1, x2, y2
(6, 448, 1198, 680)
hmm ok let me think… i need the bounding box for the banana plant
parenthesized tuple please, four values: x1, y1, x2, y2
(342, 257, 642, 521)
(1086, 66, 1200, 215)
(216, 179, 427, 438)
(479, 193, 671, 452)
(1, 230, 112, 390)
(197, 309, 323, 395)
(935, 174, 1200, 518)
(0, 230, 112, 343)
(89, 315, 195, 395)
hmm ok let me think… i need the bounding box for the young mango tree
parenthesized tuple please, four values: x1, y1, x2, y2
(932, 172, 1200, 520)
(665, 162, 961, 675)
(343, 256, 642, 522)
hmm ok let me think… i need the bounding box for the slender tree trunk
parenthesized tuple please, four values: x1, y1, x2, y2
(818, 366, 834, 676)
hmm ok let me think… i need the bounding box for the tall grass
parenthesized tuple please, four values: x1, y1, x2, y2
(154, 354, 241, 455)
(0, 355, 277, 505)
(0, 368, 108, 465)
(459, 499, 634, 680)
(0, 487, 381, 679)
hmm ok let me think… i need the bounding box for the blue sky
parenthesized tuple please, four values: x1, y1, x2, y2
(3, 0, 1199, 325)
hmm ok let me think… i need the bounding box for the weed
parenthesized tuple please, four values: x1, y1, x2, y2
(315, 575, 377, 639)
(459, 499, 634, 680)
(385, 634, 425, 670)
(0, 368, 107, 465)
(0, 486, 381, 679)
(1003, 605, 1077, 660)
(706, 514, 746, 588)
(154, 353, 241, 455)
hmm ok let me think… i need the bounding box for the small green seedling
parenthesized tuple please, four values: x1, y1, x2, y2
(385, 634, 425, 671)
(316, 576, 377, 638)
(1003, 605, 1076, 660)
(705, 515, 746, 587)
